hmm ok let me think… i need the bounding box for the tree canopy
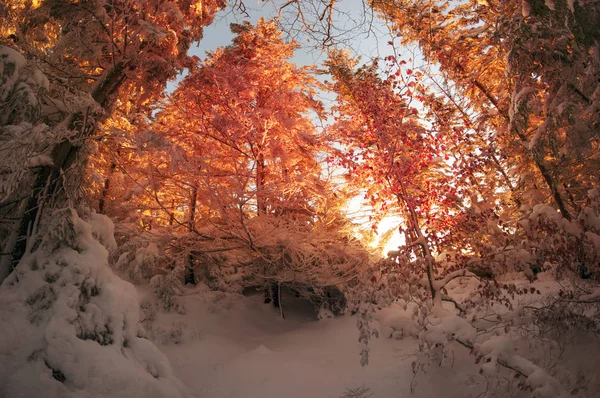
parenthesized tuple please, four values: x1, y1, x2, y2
(1, 1, 599, 396)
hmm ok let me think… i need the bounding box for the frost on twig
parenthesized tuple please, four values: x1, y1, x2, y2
(339, 384, 373, 398)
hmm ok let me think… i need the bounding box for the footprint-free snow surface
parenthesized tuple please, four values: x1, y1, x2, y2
(144, 285, 484, 398)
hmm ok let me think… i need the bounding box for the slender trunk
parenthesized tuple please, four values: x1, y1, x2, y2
(169, 199, 175, 226)
(396, 180, 439, 305)
(468, 73, 572, 220)
(98, 178, 110, 214)
(98, 144, 120, 214)
(98, 163, 116, 214)
(256, 153, 266, 215)
(184, 252, 195, 285)
(188, 186, 198, 232)
(277, 282, 284, 318)
(0, 201, 26, 283)
(184, 187, 198, 284)
(270, 281, 281, 308)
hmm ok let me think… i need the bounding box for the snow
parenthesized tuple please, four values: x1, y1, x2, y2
(522, 0, 532, 17)
(585, 231, 600, 252)
(29, 68, 49, 91)
(580, 287, 600, 301)
(529, 203, 582, 237)
(545, 0, 556, 10)
(477, 334, 513, 358)
(530, 120, 547, 150)
(143, 274, 598, 397)
(375, 302, 419, 339)
(89, 212, 118, 252)
(147, 286, 485, 398)
(0, 211, 188, 398)
(1, 211, 597, 397)
(581, 207, 600, 231)
(476, 336, 567, 397)
(2, 238, 598, 398)
(0, 46, 27, 102)
(423, 306, 476, 346)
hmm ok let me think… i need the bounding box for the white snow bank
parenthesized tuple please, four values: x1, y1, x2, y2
(89, 212, 117, 252)
(422, 306, 476, 346)
(0, 210, 189, 398)
(476, 335, 567, 397)
(151, 287, 486, 398)
(374, 302, 419, 339)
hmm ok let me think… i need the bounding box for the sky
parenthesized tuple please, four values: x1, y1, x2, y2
(166, 0, 400, 94)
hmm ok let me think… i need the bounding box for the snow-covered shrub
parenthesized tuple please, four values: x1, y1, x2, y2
(140, 298, 158, 327)
(88, 212, 117, 252)
(113, 215, 372, 315)
(522, 195, 600, 280)
(348, 242, 600, 396)
(530, 287, 600, 339)
(151, 321, 186, 345)
(0, 46, 46, 126)
(0, 209, 189, 398)
(149, 272, 185, 313)
(113, 225, 172, 282)
(317, 306, 334, 320)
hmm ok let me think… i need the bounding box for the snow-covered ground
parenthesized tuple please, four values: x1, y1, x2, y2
(143, 285, 485, 398)
(1, 211, 596, 398)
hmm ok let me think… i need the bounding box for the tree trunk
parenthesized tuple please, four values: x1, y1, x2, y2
(9, 61, 129, 271)
(98, 162, 116, 214)
(396, 181, 439, 305)
(263, 281, 281, 312)
(256, 152, 266, 215)
(98, 144, 120, 214)
(184, 253, 196, 285)
(184, 187, 198, 284)
(0, 201, 25, 283)
(188, 186, 198, 232)
(169, 199, 175, 226)
(468, 74, 572, 220)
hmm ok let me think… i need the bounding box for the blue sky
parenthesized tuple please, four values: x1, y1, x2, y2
(166, 0, 404, 94)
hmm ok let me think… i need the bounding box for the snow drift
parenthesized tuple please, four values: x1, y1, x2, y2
(0, 210, 189, 398)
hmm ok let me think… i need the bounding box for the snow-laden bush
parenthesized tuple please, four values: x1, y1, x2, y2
(521, 189, 600, 280)
(0, 209, 190, 398)
(349, 241, 600, 397)
(113, 225, 171, 283)
(110, 215, 372, 315)
(150, 273, 186, 313)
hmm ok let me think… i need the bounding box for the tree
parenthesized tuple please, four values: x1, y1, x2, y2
(0, 1, 226, 395)
(327, 50, 473, 305)
(372, 0, 600, 221)
(158, 19, 326, 223)
(371, 0, 600, 279)
(101, 20, 372, 308)
(0, 0, 225, 281)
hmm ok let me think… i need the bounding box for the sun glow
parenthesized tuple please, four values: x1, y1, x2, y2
(375, 215, 406, 257)
(344, 193, 406, 257)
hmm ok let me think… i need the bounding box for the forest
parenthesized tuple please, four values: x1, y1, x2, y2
(0, 0, 599, 397)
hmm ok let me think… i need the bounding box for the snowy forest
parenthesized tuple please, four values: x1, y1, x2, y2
(0, 0, 599, 397)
